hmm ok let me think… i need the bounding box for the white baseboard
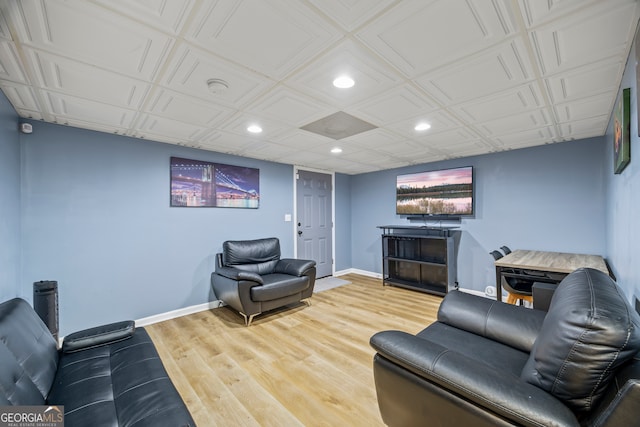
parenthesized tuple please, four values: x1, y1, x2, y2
(135, 300, 224, 327)
(334, 268, 381, 279)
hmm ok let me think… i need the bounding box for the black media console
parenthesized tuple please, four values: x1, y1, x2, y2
(378, 225, 458, 296)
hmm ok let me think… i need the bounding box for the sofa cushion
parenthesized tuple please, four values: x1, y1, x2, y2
(223, 238, 280, 275)
(251, 274, 309, 302)
(521, 268, 640, 414)
(47, 328, 194, 426)
(0, 298, 58, 402)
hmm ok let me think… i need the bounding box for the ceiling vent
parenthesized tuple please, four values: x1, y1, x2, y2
(300, 111, 377, 140)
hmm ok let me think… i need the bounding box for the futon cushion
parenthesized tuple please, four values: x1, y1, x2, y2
(521, 268, 640, 414)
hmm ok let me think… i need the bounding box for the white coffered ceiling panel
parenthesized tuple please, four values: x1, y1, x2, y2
(558, 116, 610, 140)
(478, 109, 552, 137)
(386, 110, 462, 139)
(145, 89, 234, 128)
(162, 45, 274, 108)
(273, 129, 334, 151)
(414, 39, 535, 105)
(494, 127, 557, 150)
(10, 1, 173, 81)
(134, 113, 209, 143)
(246, 86, 334, 127)
(544, 60, 624, 103)
(347, 84, 439, 126)
(452, 84, 544, 123)
(43, 91, 137, 130)
(0, 41, 26, 83)
(518, 0, 600, 27)
(308, 0, 397, 31)
(219, 113, 290, 139)
(0, 80, 39, 112)
(188, 0, 341, 80)
(530, 1, 638, 75)
(554, 93, 616, 124)
(0, 0, 638, 174)
(287, 40, 403, 107)
(356, 0, 516, 77)
(27, 49, 151, 110)
(92, 0, 197, 35)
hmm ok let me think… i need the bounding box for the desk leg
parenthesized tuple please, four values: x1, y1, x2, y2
(495, 266, 503, 302)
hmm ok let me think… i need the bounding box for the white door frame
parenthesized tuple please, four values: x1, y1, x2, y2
(293, 166, 335, 276)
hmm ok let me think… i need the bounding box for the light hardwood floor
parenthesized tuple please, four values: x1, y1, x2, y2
(146, 274, 442, 426)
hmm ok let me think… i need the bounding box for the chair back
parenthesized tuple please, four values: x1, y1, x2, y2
(490, 250, 503, 260)
(501, 246, 512, 254)
(222, 237, 281, 275)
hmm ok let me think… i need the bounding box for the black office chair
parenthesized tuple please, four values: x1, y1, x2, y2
(491, 250, 534, 306)
(500, 246, 511, 255)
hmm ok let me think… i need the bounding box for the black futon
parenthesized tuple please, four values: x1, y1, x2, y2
(0, 297, 195, 426)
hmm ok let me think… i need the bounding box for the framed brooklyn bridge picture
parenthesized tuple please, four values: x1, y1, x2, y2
(170, 157, 260, 208)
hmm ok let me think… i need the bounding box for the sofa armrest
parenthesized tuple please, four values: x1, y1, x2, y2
(275, 258, 316, 276)
(215, 266, 264, 284)
(371, 330, 579, 427)
(62, 320, 135, 353)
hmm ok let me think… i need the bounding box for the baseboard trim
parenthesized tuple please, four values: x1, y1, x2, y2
(334, 268, 381, 279)
(135, 300, 224, 327)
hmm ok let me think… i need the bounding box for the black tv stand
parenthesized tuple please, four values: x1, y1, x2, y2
(378, 225, 458, 296)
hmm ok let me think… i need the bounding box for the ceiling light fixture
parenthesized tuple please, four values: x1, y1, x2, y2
(333, 75, 355, 89)
(207, 78, 229, 94)
(247, 124, 262, 134)
(331, 147, 343, 154)
(414, 122, 431, 131)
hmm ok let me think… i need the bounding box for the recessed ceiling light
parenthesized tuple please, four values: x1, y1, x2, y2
(247, 124, 262, 134)
(414, 122, 431, 131)
(331, 147, 343, 154)
(333, 75, 355, 89)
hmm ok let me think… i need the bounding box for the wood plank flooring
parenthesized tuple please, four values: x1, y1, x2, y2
(145, 274, 442, 426)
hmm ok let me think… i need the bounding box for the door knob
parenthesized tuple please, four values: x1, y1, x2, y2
(297, 230, 303, 235)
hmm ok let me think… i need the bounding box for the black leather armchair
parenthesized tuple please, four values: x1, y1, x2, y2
(211, 237, 316, 326)
(370, 268, 640, 427)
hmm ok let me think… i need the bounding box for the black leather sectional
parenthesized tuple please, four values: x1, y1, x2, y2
(371, 268, 640, 427)
(0, 297, 195, 426)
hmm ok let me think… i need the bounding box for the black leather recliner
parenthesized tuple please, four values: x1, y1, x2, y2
(0, 297, 195, 426)
(211, 237, 316, 326)
(370, 268, 640, 427)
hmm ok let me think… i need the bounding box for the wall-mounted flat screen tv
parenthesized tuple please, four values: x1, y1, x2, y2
(396, 166, 473, 216)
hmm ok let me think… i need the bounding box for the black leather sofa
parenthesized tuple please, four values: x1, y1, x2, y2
(0, 297, 195, 427)
(211, 237, 316, 326)
(370, 268, 640, 427)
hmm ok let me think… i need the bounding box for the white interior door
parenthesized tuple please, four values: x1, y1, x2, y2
(296, 169, 333, 278)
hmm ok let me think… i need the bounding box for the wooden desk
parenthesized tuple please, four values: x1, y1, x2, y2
(494, 250, 608, 302)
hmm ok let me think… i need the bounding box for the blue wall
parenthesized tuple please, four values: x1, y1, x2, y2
(3, 74, 633, 333)
(605, 33, 640, 304)
(0, 92, 20, 301)
(334, 173, 352, 272)
(20, 120, 295, 334)
(350, 137, 607, 292)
